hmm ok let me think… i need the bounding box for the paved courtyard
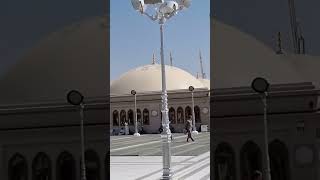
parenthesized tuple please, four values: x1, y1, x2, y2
(110, 132, 210, 180)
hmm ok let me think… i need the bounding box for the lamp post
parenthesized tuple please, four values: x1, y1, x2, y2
(251, 77, 271, 180)
(131, 90, 141, 136)
(131, 0, 191, 179)
(67, 90, 86, 180)
(188, 86, 198, 135)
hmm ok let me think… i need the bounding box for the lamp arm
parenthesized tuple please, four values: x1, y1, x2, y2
(143, 11, 158, 21)
(164, 10, 178, 20)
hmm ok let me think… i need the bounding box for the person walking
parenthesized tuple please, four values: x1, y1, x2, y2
(185, 115, 194, 142)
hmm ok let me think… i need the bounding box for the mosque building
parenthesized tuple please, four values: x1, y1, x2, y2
(0, 15, 211, 179)
(0, 12, 319, 180)
(0, 16, 109, 180)
(110, 53, 210, 134)
(212, 19, 320, 180)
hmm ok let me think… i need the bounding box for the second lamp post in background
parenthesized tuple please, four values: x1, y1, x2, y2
(131, 90, 140, 136)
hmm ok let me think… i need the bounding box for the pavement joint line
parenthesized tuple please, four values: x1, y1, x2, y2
(198, 173, 210, 180)
(169, 155, 209, 177)
(111, 138, 160, 148)
(111, 134, 186, 146)
(111, 136, 156, 142)
(173, 144, 206, 156)
(110, 133, 208, 152)
(141, 138, 209, 156)
(132, 157, 196, 180)
(111, 133, 208, 147)
(140, 156, 209, 180)
(111, 136, 162, 145)
(120, 135, 209, 156)
(111, 133, 184, 141)
(111, 133, 208, 143)
(182, 151, 210, 162)
(111, 138, 164, 151)
(110, 138, 178, 152)
(185, 166, 210, 180)
(173, 155, 210, 175)
(112, 142, 209, 156)
(111, 137, 158, 144)
(111, 135, 141, 141)
(133, 152, 209, 180)
(176, 162, 210, 179)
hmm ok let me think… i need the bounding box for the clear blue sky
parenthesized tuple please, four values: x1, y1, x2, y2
(110, 0, 210, 80)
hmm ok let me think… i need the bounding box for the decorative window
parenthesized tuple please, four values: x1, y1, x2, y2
(269, 140, 290, 180)
(120, 110, 126, 126)
(32, 152, 51, 180)
(240, 141, 262, 179)
(185, 106, 192, 120)
(137, 109, 142, 123)
(214, 142, 236, 180)
(143, 109, 150, 125)
(112, 110, 119, 126)
(83, 150, 100, 180)
(9, 153, 28, 180)
(194, 106, 201, 123)
(127, 109, 134, 125)
(169, 107, 176, 124)
(177, 107, 184, 124)
(57, 151, 75, 180)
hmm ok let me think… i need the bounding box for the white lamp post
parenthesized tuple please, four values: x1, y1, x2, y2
(251, 77, 271, 180)
(189, 86, 198, 135)
(131, 0, 191, 179)
(131, 90, 141, 136)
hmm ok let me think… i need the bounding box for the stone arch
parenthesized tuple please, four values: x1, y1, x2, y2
(214, 142, 236, 180)
(8, 153, 28, 180)
(32, 152, 52, 180)
(240, 141, 262, 180)
(269, 139, 290, 180)
(56, 151, 76, 180)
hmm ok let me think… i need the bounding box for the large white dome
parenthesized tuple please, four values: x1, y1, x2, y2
(110, 64, 207, 95)
(198, 78, 210, 89)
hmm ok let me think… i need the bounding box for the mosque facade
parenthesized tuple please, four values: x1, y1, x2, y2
(211, 19, 320, 180)
(110, 61, 210, 134)
(0, 13, 319, 180)
(0, 17, 110, 180)
(0, 15, 211, 180)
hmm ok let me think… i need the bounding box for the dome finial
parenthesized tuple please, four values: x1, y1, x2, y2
(152, 53, 156, 64)
(199, 50, 206, 79)
(170, 52, 173, 66)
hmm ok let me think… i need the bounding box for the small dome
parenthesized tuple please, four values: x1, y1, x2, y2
(110, 64, 206, 95)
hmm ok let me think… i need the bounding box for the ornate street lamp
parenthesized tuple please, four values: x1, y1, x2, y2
(131, 90, 141, 136)
(251, 77, 271, 180)
(188, 86, 198, 135)
(131, 0, 191, 179)
(67, 90, 86, 180)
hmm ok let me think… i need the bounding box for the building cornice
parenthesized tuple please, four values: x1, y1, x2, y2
(0, 96, 109, 115)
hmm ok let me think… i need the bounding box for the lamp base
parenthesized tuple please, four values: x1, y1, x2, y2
(133, 133, 141, 136)
(160, 172, 173, 180)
